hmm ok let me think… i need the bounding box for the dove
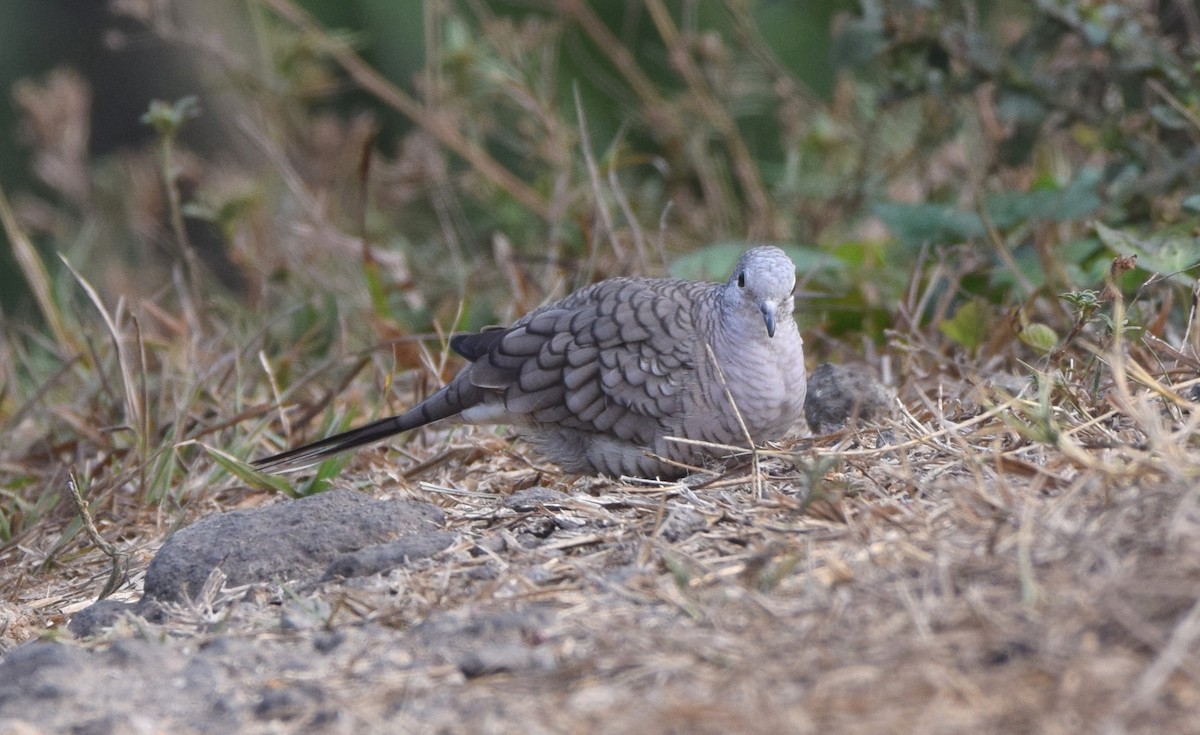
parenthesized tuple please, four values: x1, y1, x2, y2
(254, 246, 806, 479)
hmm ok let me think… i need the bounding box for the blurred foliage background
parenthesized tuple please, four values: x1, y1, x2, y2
(2, 0, 1200, 529)
(3, 0, 1197, 342)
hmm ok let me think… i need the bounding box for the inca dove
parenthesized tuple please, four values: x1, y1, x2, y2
(254, 246, 806, 479)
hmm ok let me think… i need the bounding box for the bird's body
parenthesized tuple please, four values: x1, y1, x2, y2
(254, 246, 806, 479)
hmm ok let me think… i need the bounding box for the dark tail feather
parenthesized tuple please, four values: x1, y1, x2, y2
(253, 385, 461, 473)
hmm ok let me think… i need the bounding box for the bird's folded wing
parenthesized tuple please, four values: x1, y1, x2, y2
(460, 278, 706, 444)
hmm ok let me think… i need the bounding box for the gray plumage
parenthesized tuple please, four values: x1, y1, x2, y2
(254, 246, 806, 479)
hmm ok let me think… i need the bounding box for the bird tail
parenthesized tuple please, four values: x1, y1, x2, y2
(252, 383, 463, 473)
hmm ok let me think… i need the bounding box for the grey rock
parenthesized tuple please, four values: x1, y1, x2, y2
(321, 531, 454, 580)
(66, 599, 139, 638)
(660, 506, 707, 542)
(804, 362, 894, 434)
(68, 490, 448, 638)
(143, 489, 444, 603)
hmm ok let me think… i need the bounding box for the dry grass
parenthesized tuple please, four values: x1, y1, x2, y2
(4, 328, 1200, 732)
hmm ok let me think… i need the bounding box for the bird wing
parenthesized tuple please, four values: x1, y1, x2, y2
(453, 278, 709, 445)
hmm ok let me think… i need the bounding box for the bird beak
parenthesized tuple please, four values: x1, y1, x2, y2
(760, 302, 777, 339)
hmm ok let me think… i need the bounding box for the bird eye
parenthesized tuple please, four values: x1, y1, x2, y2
(737, 273, 745, 288)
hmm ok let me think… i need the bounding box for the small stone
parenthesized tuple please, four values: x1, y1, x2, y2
(312, 630, 346, 654)
(68, 599, 138, 638)
(143, 490, 445, 603)
(803, 363, 894, 435)
(456, 643, 557, 678)
(660, 506, 707, 542)
(471, 534, 508, 556)
(503, 486, 570, 511)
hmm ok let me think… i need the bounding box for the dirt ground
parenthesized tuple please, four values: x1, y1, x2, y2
(3, 369, 1199, 734)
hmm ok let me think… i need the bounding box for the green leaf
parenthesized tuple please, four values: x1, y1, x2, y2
(1094, 223, 1200, 285)
(1149, 104, 1189, 130)
(1018, 322, 1059, 355)
(938, 298, 992, 352)
(873, 202, 985, 247)
(204, 445, 299, 498)
(140, 96, 201, 138)
(364, 255, 389, 318)
(295, 454, 352, 497)
(877, 171, 1103, 249)
(1059, 289, 1104, 322)
(983, 169, 1102, 228)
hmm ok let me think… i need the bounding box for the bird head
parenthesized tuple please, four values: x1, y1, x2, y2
(723, 246, 797, 339)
